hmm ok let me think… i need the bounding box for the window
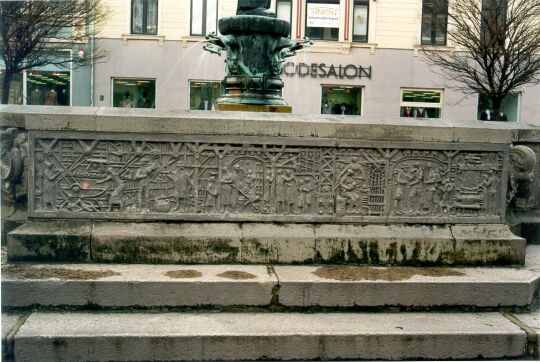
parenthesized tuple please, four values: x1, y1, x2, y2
(189, 80, 223, 110)
(306, 0, 340, 41)
(478, 93, 519, 122)
(481, 0, 507, 46)
(27, 70, 70, 106)
(421, 0, 447, 45)
(112, 78, 156, 108)
(400, 89, 443, 118)
(353, 0, 369, 42)
(276, 0, 292, 34)
(131, 0, 158, 35)
(191, 0, 218, 36)
(321, 85, 363, 115)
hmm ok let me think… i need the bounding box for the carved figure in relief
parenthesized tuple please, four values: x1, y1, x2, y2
(337, 169, 370, 214)
(423, 166, 442, 214)
(39, 161, 61, 210)
(408, 163, 423, 214)
(508, 145, 537, 209)
(297, 177, 315, 213)
(275, 169, 293, 213)
(59, 184, 98, 212)
(133, 161, 160, 211)
(172, 163, 193, 211)
(481, 170, 499, 215)
(263, 168, 275, 212)
(205, 176, 219, 212)
(97, 167, 126, 210)
(393, 164, 414, 214)
(219, 168, 234, 212)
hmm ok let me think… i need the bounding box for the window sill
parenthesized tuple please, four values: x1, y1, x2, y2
(181, 35, 208, 47)
(122, 34, 165, 46)
(413, 44, 455, 56)
(304, 41, 352, 55)
(350, 42, 378, 54)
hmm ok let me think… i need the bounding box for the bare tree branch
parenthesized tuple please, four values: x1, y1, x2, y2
(422, 0, 540, 120)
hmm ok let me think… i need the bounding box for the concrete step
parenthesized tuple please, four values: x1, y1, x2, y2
(3, 246, 539, 309)
(3, 311, 536, 361)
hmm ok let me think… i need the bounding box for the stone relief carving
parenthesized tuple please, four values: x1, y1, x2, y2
(1, 128, 28, 204)
(30, 135, 507, 222)
(508, 145, 537, 209)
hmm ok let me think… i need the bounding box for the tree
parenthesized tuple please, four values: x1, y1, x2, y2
(0, 0, 108, 104)
(422, 0, 540, 120)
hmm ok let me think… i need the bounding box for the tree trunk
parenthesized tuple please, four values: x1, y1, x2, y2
(491, 95, 503, 121)
(1, 69, 12, 104)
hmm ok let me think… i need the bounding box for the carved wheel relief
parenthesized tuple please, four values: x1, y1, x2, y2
(30, 135, 506, 222)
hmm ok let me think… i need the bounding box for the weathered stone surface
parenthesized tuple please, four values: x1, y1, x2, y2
(13, 312, 526, 361)
(2, 264, 275, 307)
(92, 222, 241, 263)
(240, 223, 315, 263)
(2, 313, 24, 361)
(274, 263, 539, 307)
(515, 309, 540, 357)
(7, 221, 91, 262)
(314, 224, 454, 265)
(452, 224, 526, 265)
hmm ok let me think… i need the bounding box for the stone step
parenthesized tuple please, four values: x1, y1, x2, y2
(3, 311, 535, 361)
(3, 246, 539, 309)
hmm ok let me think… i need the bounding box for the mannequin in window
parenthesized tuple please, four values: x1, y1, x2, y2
(137, 91, 151, 108)
(199, 96, 212, 110)
(340, 104, 346, 115)
(322, 103, 331, 114)
(401, 107, 413, 117)
(480, 109, 492, 120)
(414, 107, 426, 118)
(120, 91, 133, 108)
(45, 88, 58, 106)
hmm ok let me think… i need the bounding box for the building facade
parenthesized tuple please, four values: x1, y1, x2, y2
(89, 0, 539, 123)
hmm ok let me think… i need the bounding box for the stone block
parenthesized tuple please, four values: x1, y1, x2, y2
(92, 222, 242, 263)
(452, 224, 526, 265)
(7, 221, 91, 262)
(2, 313, 24, 361)
(315, 224, 454, 265)
(240, 223, 315, 263)
(13, 312, 526, 361)
(2, 264, 276, 307)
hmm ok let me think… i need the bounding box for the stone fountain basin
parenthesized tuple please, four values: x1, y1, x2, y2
(219, 15, 290, 36)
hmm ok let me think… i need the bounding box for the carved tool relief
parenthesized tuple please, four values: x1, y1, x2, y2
(31, 135, 506, 222)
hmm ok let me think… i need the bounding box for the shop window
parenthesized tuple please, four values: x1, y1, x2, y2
(131, 0, 158, 35)
(189, 80, 223, 110)
(191, 0, 218, 36)
(321, 85, 363, 115)
(0, 68, 23, 104)
(400, 89, 443, 118)
(421, 0, 447, 45)
(112, 78, 155, 108)
(27, 70, 70, 106)
(276, 0, 292, 34)
(477, 93, 519, 122)
(353, 0, 369, 43)
(306, 0, 340, 41)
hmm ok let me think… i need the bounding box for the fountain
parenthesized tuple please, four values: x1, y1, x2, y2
(204, 0, 311, 112)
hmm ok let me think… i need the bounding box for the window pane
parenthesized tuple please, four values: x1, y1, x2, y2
(0, 69, 23, 104)
(189, 80, 223, 110)
(400, 89, 442, 118)
(421, 0, 447, 45)
(191, 0, 203, 35)
(146, 0, 158, 34)
(27, 70, 70, 106)
(277, 1, 292, 22)
(206, 0, 218, 35)
(321, 85, 362, 115)
(353, 4, 368, 42)
(113, 78, 156, 109)
(132, 0, 144, 33)
(306, 1, 340, 41)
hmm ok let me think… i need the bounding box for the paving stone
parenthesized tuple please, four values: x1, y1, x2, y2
(2, 264, 276, 307)
(13, 312, 526, 361)
(2, 313, 25, 361)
